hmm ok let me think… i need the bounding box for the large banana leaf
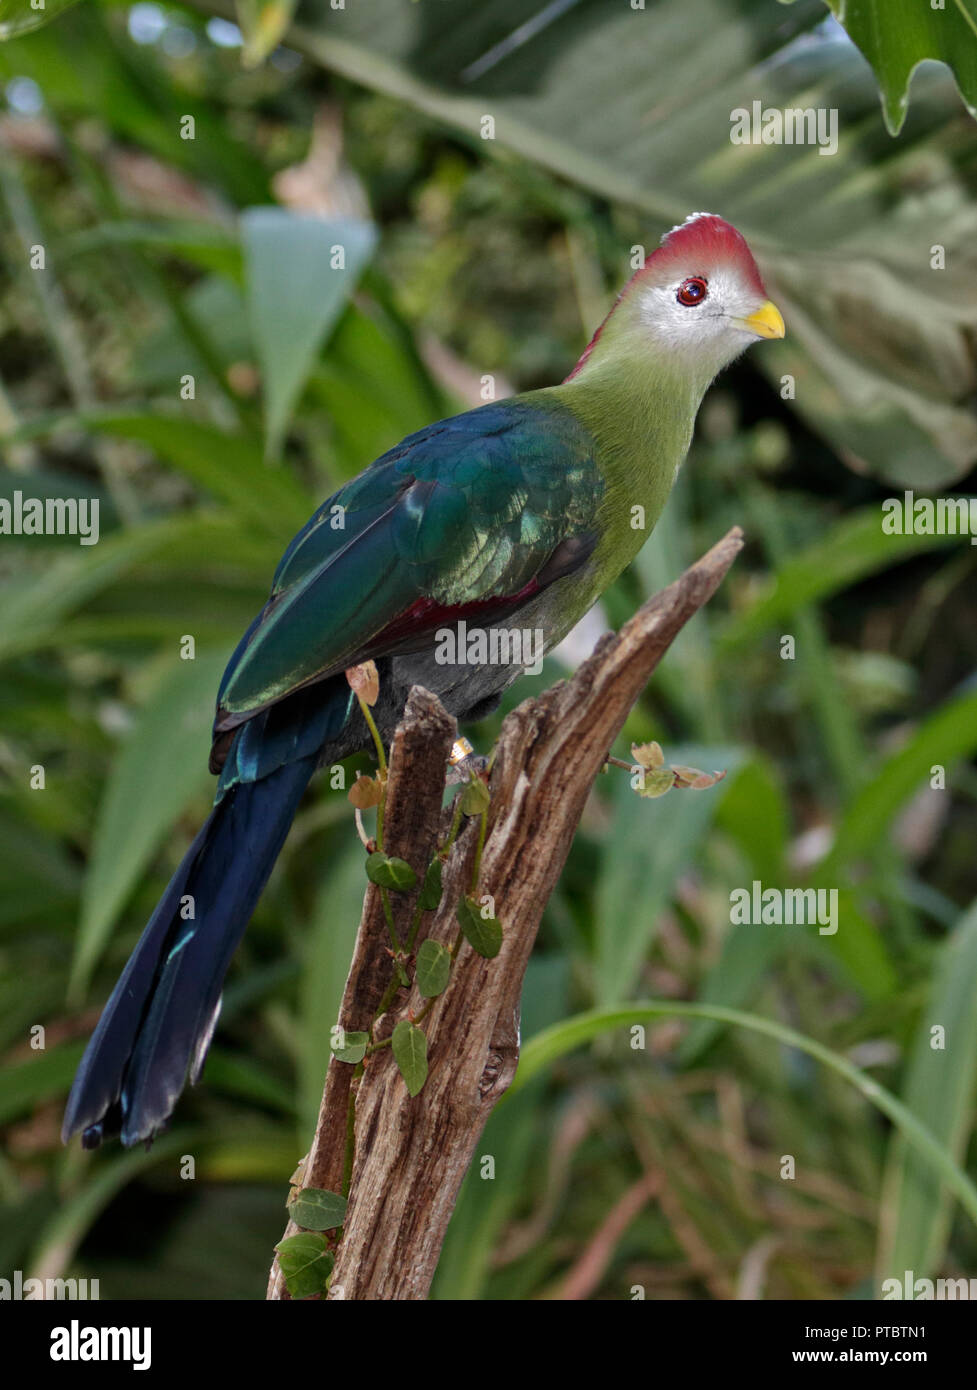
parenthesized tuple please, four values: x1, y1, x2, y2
(233, 0, 977, 490)
(781, 0, 977, 134)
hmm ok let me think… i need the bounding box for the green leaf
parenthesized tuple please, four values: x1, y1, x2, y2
(330, 1030, 369, 1065)
(287, 1187, 347, 1232)
(877, 898, 977, 1282)
(634, 768, 675, 799)
(0, 808, 80, 930)
(236, 0, 299, 69)
(680, 759, 789, 1062)
(63, 219, 245, 283)
(300, 846, 370, 1134)
(415, 939, 451, 998)
(203, 1050, 296, 1114)
(715, 758, 788, 886)
(821, 888, 900, 1000)
(0, 515, 247, 665)
(392, 1019, 428, 1096)
(290, 0, 977, 486)
(0, 0, 81, 40)
(0, 4, 268, 206)
(365, 852, 417, 892)
(593, 750, 739, 1007)
(456, 896, 503, 959)
(275, 1232, 333, 1299)
(821, 688, 977, 872)
(0, 1043, 84, 1126)
(71, 650, 230, 1000)
(509, 1001, 977, 1236)
(720, 508, 964, 655)
(74, 411, 313, 537)
(241, 209, 377, 458)
(311, 293, 446, 473)
(129, 274, 251, 390)
(460, 777, 490, 816)
(417, 856, 444, 912)
(29, 1131, 190, 1280)
(781, 0, 977, 135)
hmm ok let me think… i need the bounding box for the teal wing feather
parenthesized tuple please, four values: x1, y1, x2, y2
(216, 398, 601, 722)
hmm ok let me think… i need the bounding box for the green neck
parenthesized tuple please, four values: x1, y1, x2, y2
(547, 308, 712, 589)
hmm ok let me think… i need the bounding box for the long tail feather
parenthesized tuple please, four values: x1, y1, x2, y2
(62, 753, 317, 1149)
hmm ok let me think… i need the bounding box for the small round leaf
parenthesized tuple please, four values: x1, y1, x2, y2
(287, 1187, 348, 1232)
(392, 1019, 428, 1096)
(366, 852, 417, 891)
(418, 856, 444, 911)
(415, 938, 452, 997)
(460, 777, 490, 817)
(275, 1233, 333, 1299)
(456, 895, 503, 958)
(330, 1030, 369, 1064)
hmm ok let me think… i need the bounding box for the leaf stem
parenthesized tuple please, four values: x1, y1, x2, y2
(356, 692, 388, 846)
(372, 972, 404, 1029)
(605, 755, 639, 773)
(470, 806, 488, 895)
(379, 886, 401, 953)
(341, 1064, 362, 1199)
(439, 797, 465, 858)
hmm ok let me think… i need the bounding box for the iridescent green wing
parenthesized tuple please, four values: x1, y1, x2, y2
(215, 397, 602, 722)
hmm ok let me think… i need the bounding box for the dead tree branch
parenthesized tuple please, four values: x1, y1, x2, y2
(267, 526, 743, 1300)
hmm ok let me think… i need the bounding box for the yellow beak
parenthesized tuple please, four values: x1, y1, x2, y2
(738, 300, 785, 340)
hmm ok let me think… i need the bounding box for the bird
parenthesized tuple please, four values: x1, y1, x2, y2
(62, 211, 784, 1149)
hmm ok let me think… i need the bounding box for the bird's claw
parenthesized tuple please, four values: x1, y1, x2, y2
(445, 737, 488, 784)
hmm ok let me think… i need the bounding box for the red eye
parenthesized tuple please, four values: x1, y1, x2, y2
(677, 277, 708, 306)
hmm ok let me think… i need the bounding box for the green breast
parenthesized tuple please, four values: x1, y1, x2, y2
(545, 362, 698, 602)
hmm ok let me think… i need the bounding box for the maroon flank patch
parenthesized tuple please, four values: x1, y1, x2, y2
(373, 576, 542, 649)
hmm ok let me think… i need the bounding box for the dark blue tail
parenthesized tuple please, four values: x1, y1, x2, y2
(62, 748, 320, 1149)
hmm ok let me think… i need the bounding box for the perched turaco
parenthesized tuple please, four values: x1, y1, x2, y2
(64, 212, 784, 1148)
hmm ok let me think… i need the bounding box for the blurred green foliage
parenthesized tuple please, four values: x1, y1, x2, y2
(0, 0, 976, 1301)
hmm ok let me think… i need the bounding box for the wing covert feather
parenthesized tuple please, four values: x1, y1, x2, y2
(216, 399, 601, 721)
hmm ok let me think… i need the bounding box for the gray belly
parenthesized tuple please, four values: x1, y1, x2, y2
(316, 571, 594, 765)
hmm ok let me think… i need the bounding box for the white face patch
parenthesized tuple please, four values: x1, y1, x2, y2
(637, 265, 765, 366)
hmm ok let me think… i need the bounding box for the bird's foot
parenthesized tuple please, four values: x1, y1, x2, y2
(445, 737, 489, 785)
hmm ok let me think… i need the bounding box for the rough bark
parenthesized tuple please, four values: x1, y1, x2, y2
(267, 526, 743, 1300)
